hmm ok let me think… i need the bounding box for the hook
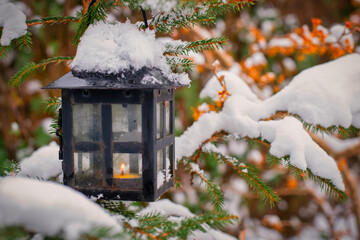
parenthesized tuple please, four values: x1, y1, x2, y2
(140, 6, 148, 29)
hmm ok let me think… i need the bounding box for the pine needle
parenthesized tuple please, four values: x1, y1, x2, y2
(267, 154, 348, 201)
(10, 56, 73, 87)
(27, 16, 80, 26)
(215, 152, 280, 207)
(73, 0, 108, 44)
(42, 97, 62, 115)
(164, 37, 228, 56)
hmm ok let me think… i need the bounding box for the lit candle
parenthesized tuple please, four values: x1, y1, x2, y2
(120, 163, 125, 175)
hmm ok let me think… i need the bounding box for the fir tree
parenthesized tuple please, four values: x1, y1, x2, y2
(0, 0, 358, 239)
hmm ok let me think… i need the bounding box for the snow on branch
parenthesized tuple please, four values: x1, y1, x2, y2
(138, 199, 238, 240)
(263, 53, 360, 128)
(0, 3, 27, 46)
(177, 54, 360, 192)
(17, 142, 62, 180)
(0, 177, 121, 239)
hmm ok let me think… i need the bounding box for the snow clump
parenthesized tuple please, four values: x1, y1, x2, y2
(177, 54, 360, 191)
(71, 21, 190, 86)
(0, 177, 121, 240)
(0, 3, 27, 46)
(142, 0, 177, 13)
(18, 141, 62, 180)
(140, 199, 237, 240)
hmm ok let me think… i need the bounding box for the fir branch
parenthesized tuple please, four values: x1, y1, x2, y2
(171, 212, 238, 239)
(266, 152, 282, 167)
(0, 226, 31, 239)
(196, 212, 238, 230)
(14, 33, 33, 49)
(97, 200, 136, 218)
(142, 0, 254, 33)
(124, 224, 160, 240)
(307, 169, 347, 202)
(49, 118, 59, 136)
(301, 120, 359, 138)
(215, 152, 280, 206)
(10, 56, 73, 87)
(207, 0, 255, 15)
(73, 0, 108, 44)
(0, 45, 12, 61)
(114, 0, 141, 9)
(0, 33, 32, 60)
(184, 160, 224, 210)
(81, 226, 128, 239)
(337, 125, 360, 138)
(138, 213, 176, 234)
(165, 56, 194, 71)
(26, 16, 80, 26)
(140, 2, 216, 33)
(0, 159, 20, 176)
(267, 153, 347, 201)
(124, 212, 174, 240)
(289, 113, 359, 137)
(164, 37, 228, 56)
(286, 162, 306, 180)
(42, 97, 61, 115)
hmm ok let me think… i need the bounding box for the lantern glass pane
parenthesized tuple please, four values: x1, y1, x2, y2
(157, 149, 163, 173)
(112, 104, 142, 142)
(165, 101, 171, 136)
(113, 153, 142, 178)
(166, 145, 173, 178)
(157, 103, 163, 139)
(73, 104, 101, 142)
(113, 153, 142, 190)
(74, 152, 103, 187)
(157, 149, 165, 189)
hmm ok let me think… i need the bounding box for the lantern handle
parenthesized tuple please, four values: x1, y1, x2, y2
(140, 6, 148, 29)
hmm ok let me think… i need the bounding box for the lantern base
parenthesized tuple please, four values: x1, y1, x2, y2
(113, 177, 142, 190)
(73, 179, 174, 201)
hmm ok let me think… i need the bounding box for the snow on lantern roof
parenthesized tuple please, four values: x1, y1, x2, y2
(44, 66, 188, 89)
(44, 21, 190, 89)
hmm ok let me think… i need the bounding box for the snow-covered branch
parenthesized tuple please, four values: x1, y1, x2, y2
(177, 54, 360, 193)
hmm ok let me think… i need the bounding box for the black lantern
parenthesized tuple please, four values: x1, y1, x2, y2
(44, 68, 186, 201)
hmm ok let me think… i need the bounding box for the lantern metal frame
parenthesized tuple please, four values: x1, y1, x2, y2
(44, 68, 185, 201)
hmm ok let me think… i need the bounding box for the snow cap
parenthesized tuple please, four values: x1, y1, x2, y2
(45, 21, 190, 89)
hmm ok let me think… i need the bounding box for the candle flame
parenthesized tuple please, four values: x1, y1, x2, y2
(120, 163, 125, 170)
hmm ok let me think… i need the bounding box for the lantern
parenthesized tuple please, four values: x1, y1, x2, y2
(44, 67, 186, 201)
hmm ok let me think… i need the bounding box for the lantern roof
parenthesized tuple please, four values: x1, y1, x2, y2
(44, 21, 191, 90)
(43, 67, 189, 89)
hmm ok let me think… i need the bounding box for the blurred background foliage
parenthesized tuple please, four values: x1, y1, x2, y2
(0, 0, 360, 239)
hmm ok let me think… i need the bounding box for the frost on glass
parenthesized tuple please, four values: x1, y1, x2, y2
(74, 152, 103, 187)
(165, 101, 172, 136)
(73, 104, 101, 142)
(112, 104, 142, 142)
(157, 103, 164, 139)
